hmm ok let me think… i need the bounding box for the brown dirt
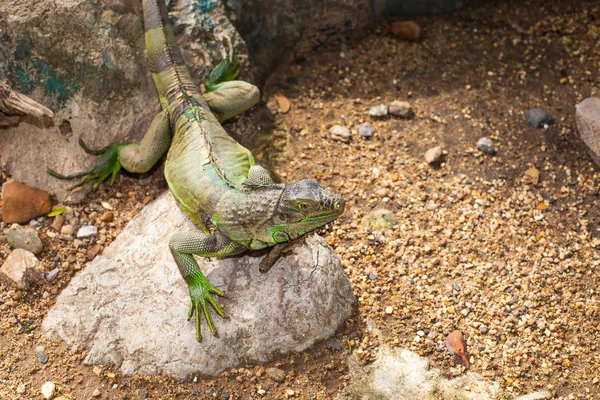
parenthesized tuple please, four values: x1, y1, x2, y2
(2, 0, 600, 398)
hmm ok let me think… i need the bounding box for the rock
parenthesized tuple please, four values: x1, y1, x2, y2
(389, 101, 414, 118)
(16, 383, 26, 394)
(476, 137, 495, 154)
(51, 215, 65, 232)
(369, 104, 388, 118)
(424, 146, 443, 164)
(92, 388, 101, 397)
(523, 167, 540, 185)
(359, 122, 375, 138)
(525, 108, 554, 128)
(266, 367, 286, 383)
(390, 21, 422, 41)
(361, 209, 397, 231)
(385, 306, 393, 314)
(6, 226, 44, 255)
(1, 181, 51, 224)
(445, 330, 469, 367)
(87, 244, 102, 261)
(60, 225, 74, 235)
(575, 97, 600, 167)
(99, 211, 114, 222)
(45, 268, 59, 282)
(43, 192, 354, 379)
(368, 272, 377, 280)
(0, 249, 44, 289)
(77, 225, 97, 238)
(36, 352, 49, 364)
(330, 125, 352, 143)
(41, 381, 55, 400)
(338, 344, 499, 400)
(479, 324, 489, 334)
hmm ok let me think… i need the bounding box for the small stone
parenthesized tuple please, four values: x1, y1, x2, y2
(29, 219, 41, 227)
(328, 340, 342, 351)
(17, 383, 26, 394)
(424, 146, 443, 164)
(45, 268, 59, 282)
(60, 225, 74, 235)
(1, 180, 52, 224)
(330, 125, 351, 143)
(137, 389, 148, 399)
(101, 201, 113, 210)
(479, 324, 489, 334)
(221, 392, 230, 400)
(51, 215, 65, 232)
(369, 104, 388, 117)
(575, 97, 600, 167)
(0, 249, 44, 289)
(41, 381, 55, 399)
(266, 367, 286, 382)
(36, 352, 49, 364)
(389, 101, 413, 118)
(476, 137, 495, 154)
(100, 211, 114, 222)
(87, 244, 102, 261)
(92, 388, 101, 397)
(368, 272, 377, 280)
(361, 209, 397, 231)
(390, 21, 421, 41)
(446, 330, 470, 367)
(359, 122, 375, 138)
(286, 389, 295, 396)
(6, 226, 44, 255)
(385, 306, 393, 314)
(77, 225, 98, 238)
(525, 108, 554, 128)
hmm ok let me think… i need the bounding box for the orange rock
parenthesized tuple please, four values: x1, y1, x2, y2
(1, 180, 52, 224)
(445, 330, 470, 367)
(390, 21, 422, 42)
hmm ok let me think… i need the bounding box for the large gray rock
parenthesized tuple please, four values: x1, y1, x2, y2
(0, 0, 245, 202)
(576, 97, 600, 167)
(42, 191, 354, 379)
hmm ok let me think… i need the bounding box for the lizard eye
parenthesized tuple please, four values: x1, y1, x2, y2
(298, 202, 310, 211)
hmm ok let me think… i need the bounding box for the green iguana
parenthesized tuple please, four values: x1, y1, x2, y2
(49, 0, 344, 341)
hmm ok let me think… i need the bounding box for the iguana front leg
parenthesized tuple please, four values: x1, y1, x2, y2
(48, 110, 171, 190)
(169, 230, 246, 341)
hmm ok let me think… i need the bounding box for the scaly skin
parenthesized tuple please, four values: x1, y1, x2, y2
(49, 0, 345, 342)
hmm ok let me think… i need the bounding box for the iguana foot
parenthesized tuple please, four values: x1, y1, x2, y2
(47, 138, 130, 191)
(204, 38, 240, 92)
(187, 278, 226, 342)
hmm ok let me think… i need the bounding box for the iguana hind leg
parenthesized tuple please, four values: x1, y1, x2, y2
(204, 81, 259, 123)
(169, 230, 245, 341)
(48, 110, 170, 191)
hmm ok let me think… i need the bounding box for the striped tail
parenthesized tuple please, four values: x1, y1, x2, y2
(143, 0, 198, 108)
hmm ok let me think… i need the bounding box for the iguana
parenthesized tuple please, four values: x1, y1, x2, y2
(48, 0, 344, 341)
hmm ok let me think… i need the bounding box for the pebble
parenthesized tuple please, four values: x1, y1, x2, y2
(286, 389, 295, 396)
(101, 201, 113, 210)
(385, 306, 393, 314)
(266, 367, 286, 382)
(361, 208, 397, 230)
(525, 108, 554, 128)
(100, 211, 114, 222)
(60, 225, 74, 235)
(330, 125, 352, 142)
(41, 381, 55, 399)
(6, 226, 44, 255)
(51, 215, 65, 232)
(389, 100, 414, 118)
(390, 21, 422, 41)
(369, 104, 388, 117)
(17, 383, 26, 394)
(0, 248, 44, 289)
(92, 388, 101, 397)
(476, 137, 495, 154)
(359, 122, 375, 138)
(29, 219, 41, 227)
(479, 324, 489, 334)
(328, 340, 342, 351)
(77, 225, 98, 238)
(87, 244, 102, 261)
(45, 268, 59, 282)
(36, 352, 49, 364)
(368, 272, 377, 280)
(1, 180, 52, 224)
(424, 146, 443, 164)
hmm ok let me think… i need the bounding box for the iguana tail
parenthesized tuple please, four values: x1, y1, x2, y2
(143, 0, 198, 108)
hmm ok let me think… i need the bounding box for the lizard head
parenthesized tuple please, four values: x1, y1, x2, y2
(268, 179, 344, 243)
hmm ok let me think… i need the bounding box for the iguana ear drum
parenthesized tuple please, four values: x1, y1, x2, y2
(272, 231, 290, 243)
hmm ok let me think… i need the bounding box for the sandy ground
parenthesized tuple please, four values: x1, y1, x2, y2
(1, 0, 600, 398)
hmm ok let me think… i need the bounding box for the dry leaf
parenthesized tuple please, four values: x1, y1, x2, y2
(275, 93, 291, 113)
(523, 166, 540, 185)
(446, 330, 470, 368)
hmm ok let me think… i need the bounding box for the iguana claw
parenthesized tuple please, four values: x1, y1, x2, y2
(47, 138, 130, 191)
(204, 37, 240, 92)
(187, 279, 225, 341)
